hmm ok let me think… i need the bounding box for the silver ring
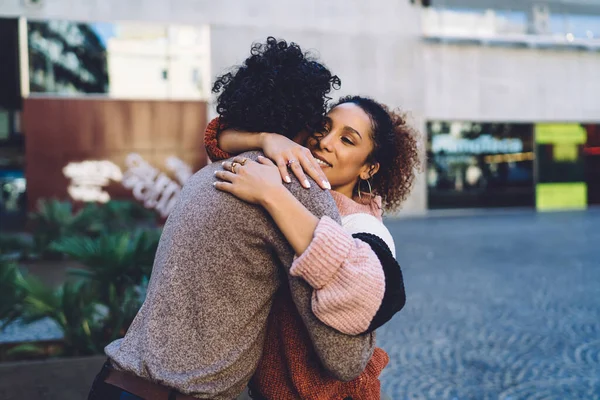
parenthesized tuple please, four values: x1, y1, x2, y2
(287, 159, 297, 167)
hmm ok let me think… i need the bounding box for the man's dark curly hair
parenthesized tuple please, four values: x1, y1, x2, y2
(212, 37, 341, 139)
(333, 96, 422, 212)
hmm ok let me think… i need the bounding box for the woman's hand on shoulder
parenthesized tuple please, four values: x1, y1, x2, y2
(215, 156, 286, 206)
(260, 133, 330, 190)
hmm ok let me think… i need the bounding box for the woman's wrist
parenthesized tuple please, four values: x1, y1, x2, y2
(260, 184, 292, 210)
(258, 131, 276, 151)
(259, 184, 320, 256)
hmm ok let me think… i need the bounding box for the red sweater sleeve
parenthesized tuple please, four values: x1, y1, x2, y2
(204, 117, 234, 161)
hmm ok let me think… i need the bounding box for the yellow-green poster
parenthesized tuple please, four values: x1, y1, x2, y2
(535, 124, 587, 211)
(536, 183, 587, 211)
(535, 124, 587, 145)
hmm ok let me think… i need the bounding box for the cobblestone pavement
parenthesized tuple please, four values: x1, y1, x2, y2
(3, 209, 598, 399)
(377, 209, 600, 400)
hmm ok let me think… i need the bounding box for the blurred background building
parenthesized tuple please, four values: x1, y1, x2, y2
(1, 0, 599, 230)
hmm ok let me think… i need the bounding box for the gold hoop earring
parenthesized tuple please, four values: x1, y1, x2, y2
(357, 178, 373, 200)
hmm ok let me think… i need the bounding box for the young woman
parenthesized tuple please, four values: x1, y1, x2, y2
(208, 94, 421, 398)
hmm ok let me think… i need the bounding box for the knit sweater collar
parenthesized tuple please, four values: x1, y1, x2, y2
(330, 190, 383, 220)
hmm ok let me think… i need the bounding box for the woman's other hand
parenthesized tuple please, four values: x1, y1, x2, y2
(260, 133, 330, 190)
(215, 156, 286, 206)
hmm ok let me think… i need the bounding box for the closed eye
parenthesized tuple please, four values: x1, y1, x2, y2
(314, 126, 329, 138)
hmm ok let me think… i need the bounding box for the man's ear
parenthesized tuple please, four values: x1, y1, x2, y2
(361, 163, 380, 180)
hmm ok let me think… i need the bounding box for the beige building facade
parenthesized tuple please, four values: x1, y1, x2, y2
(2, 0, 599, 215)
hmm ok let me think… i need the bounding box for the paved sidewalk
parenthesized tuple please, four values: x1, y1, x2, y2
(3, 209, 598, 399)
(378, 209, 600, 400)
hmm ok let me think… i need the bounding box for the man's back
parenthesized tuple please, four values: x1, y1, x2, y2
(105, 152, 340, 399)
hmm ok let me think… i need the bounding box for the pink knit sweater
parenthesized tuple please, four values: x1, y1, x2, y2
(290, 191, 388, 335)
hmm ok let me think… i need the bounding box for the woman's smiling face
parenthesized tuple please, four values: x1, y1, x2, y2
(306, 103, 380, 198)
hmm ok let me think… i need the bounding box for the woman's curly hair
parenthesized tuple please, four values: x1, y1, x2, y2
(333, 96, 422, 212)
(212, 37, 341, 138)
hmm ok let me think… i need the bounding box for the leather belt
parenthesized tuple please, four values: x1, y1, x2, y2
(104, 367, 197, 400)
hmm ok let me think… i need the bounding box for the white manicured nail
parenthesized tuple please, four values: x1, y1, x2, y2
(304, 180, 311, 188)
(323, 181, 331, 189)
(284, 176, 291, 183)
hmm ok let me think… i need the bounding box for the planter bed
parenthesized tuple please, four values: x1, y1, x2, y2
(0, 354, 105, 400)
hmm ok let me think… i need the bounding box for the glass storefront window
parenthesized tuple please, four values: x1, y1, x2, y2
(427, 121, 535, 209)
(0, 171, 27, 231)
(423, 5, 600, 43)
(0, 108, 26, 231)
(422, 7, 529, 37)
(0, 109, 9, 141)
(428, 121, 599, 209)
(550, 13, 600, 40)
(0, 108, 23, 146)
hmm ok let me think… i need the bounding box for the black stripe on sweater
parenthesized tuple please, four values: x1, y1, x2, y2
(352, 232, 406, 333)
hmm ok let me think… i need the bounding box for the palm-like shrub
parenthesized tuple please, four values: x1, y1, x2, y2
(8, 276, 104, 357)
(29, 199, 157, 259)
(29, 199, 96, 260)
(0, 260, 27, 328)
(51, 230, 160, 291)
(76, 200, 157, 237)
(4, 198, 163, 359)
(50, 229, 161, 341)
(97, 200, 157, 231)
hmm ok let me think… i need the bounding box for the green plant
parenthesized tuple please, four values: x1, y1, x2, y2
(76, 200, 157, 237)
(50, 229, 160, 341)
(3, 204, 162, 359)
(8, 276, 104, 357)
(0, 260, 27, 328)
(101, 200, 157, 227)
(29, 199, 96, 260)
(51, 229, 160, 289)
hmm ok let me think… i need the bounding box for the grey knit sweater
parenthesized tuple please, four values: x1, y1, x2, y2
(105, 152, 375, 399)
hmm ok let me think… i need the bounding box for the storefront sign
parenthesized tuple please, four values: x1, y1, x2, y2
(64, 154, 193, 218)
(63, 160, 123, 203)
(432, 134, 523, 154)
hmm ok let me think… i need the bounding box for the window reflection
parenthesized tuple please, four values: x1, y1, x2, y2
(27, 20, 210, 99)
(28, 20, 109, 94)
(0, 109, 9, 141)
(422, 5, 600, 43)
(0, 171, 27, 231)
